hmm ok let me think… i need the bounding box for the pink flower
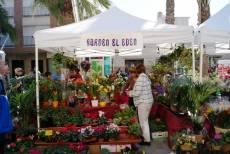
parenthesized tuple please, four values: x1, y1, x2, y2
(10, 142, 16, 148)
(214, 133, 222, 140)
(29, 149, 41, 154)
(130, 117, 138, 123)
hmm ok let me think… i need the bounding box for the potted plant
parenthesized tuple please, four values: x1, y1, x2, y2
(222, 131, 230, 152)
(128, 122, 141, 137)
(89, 81, 100, 107)
(103, 124, 119, 141)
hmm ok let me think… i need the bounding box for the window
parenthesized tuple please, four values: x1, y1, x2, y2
(31, 60, 44, 73)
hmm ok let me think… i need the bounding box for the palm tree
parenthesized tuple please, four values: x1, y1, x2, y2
(165, 0, 175, 24)
(197, 0, 211, 25)
(0, 1, 17, 42)
(34, 0, 110, 25)
(197, 0, 211, 78)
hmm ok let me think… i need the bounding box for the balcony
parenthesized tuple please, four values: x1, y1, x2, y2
(23, 36, 35, 46)
(0, 36, 15, 47)
(23, 7, 49, 16)
(3, 7, 14, 17)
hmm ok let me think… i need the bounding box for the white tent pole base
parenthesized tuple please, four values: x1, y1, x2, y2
(35, 47, 40, 129)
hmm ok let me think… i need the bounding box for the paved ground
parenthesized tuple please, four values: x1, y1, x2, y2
(139, 140, 172, 154)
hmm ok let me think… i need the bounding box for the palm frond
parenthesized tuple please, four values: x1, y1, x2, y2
(0, 4, 17, 42)
(34, 0, 65, 24)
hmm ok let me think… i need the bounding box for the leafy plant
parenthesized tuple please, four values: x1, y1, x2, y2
(17, 127, 37, 137)
(101, 148, 111, 154)
(169, 77, 194, 113)
(223, 131, 230, 144)
(52, 52, 65, 66)
(40, 108, 69, 127)
(97, 114, 108, 125)
(67, 111, 85, 126)
(188, 80, 217, 115)
(43, 146, 76, 154)
(113, 107, 136, 126)
(10, 82, 36, 128)
(128, 123, 141, 136)
(155, 95, 169, 106)
(215, 111, 230, 129)
(149, 118, 167, 132)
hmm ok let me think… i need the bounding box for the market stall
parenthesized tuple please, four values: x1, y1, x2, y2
(197, 3, 230, 81)
(34, 6, 194, 128)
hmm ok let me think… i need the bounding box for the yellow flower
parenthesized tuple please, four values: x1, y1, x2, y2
(206, 107, 213, 114)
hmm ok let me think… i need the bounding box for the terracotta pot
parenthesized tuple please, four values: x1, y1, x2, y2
(127, 134, 139, 140)
(222, 144, 230, 152)
(119, 133, 129, 139)
(52, 100, 59, 108)
(119, 126, 128, 134)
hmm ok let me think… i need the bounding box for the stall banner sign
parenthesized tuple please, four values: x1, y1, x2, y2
(80, 33, 143, 50)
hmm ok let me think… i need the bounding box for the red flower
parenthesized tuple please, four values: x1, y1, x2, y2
(10, 143, 16, 148)
(130, 117, 138, 123)
(60, 127, 68, 133)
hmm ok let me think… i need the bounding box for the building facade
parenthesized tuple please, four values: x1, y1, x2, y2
(0, 0, 51, 76)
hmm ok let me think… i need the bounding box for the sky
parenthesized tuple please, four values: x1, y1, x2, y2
(110, 0, 230, 27)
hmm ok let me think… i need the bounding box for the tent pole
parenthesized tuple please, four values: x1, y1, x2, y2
(35, 47, 40, 129)
(192, 32, 195, 80)
(199, 43, 204, 82)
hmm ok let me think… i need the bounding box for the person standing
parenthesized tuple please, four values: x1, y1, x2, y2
(0, 60, 13, 154)
(123, 67, 137, 109)
(129, 64, 153, 145)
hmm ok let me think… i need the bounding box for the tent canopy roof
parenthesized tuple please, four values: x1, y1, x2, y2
(34, 6, 193, 55)
(199, 4, 230, 43)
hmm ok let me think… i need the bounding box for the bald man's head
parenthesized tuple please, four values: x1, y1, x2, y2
(0, 60, 9, 75)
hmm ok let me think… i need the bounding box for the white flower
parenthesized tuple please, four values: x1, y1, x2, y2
(99, 111, 104, 117)
(56, 131, 60, 135)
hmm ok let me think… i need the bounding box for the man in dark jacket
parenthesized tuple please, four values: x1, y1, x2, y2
(0, 60, 13, 154)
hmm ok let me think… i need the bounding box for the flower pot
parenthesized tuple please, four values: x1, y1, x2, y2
(52, 100, 59, 108)
(211, 145, 221, 151)
(99, 101, 106, 107)
(119, 133, 128, 139)
(91, 100, 98, 107)
(180, 144, 192, 151)
(127, 134, 139, 140)
(222, 144, 230, 152)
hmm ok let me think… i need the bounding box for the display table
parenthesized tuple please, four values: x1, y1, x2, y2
(82, 105, 120, 119)
(35, 136, 141, 154)
(150, 103, 193, 147)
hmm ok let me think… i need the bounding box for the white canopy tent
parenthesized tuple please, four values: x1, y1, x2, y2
(198, 3, 230, 81)
(33, 6, 194, 128)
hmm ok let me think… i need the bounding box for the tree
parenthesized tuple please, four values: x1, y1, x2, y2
(165, 0, 175, 24)
(34, 0, 110, 25)
(0, 1, 17, 42)
(197, 0, 211, 24)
